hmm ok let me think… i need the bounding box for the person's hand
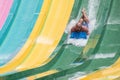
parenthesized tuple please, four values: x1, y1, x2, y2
(82, 8, 86, 13)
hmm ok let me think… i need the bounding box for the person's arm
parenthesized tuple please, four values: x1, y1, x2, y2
(71, 26, 75, 32)
(82, 25, 89, 35)
(82, 9, 89, 23)
(78, 18, 84, 24)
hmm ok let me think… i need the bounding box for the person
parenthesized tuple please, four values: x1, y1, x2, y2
(70, 8, 89, 39)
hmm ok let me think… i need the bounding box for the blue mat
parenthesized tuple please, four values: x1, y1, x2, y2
(70, 32, 87, 39)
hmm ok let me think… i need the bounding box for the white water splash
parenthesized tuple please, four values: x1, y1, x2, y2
(65, 19, 76, 33)
(66, 38, 88, 46)
(89, 53, 116, 59)
(88, 0, 100, 33)
(68, 72, 86, 80)
(36, 36, 54, 45)
(0, 55, 9, 66)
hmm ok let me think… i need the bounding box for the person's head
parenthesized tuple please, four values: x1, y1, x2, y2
(78, 18, 83, 23)
(76, 22, 82, 29)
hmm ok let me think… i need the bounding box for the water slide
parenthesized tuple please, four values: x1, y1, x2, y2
(0, 0, 120, 80)
(0, 0, 73, 75)
(0, 0, 43, 73)
(15, 0, 74, 72)
(0, 0, 43, 71)
(0, 0, 51, 73)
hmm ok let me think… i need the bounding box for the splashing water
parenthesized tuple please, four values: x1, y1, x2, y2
(65, 0, 100, 47)
(68, 72, 86, 80)
(88, 0, 100, 33)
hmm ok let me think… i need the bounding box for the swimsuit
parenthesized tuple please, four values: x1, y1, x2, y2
(70, 21, 88, 39)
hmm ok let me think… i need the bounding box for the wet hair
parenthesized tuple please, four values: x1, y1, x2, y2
(76, 23, 82, 32)
(76, 22, 82, 28)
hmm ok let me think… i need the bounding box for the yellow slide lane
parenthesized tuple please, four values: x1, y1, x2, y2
(99, 71, 120, 80)
(0, 0, 51, 74)
(27, 70, 58, 80)
(81, 58, 120, 80)
(16, 0, 74, 71)
(114, 76, 120, 80)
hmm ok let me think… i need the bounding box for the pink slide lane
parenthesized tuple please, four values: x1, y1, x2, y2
(0, 0, 13, 30)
